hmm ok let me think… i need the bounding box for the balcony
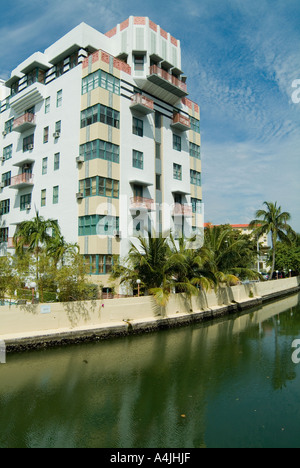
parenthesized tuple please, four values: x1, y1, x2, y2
(171, 113, 191, 132)
(130, 94, 154, 115)
(9, 173, 34, 190)
(130, 196, 155, 212)
(9, 81, 45, 114)
(147, 65, 188, 98)
(7, 238, 15, 249)
(172, 203, 193, 218)
(12, 113, 36, 133)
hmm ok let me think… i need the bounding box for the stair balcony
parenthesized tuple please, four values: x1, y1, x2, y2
(9, 173, 34, 189)
(172, 203, 193, 218)
(147, 65, 188, 98)
(12, 112, 36, 133)
(171, 113, 191, 132)
(130, 196, 155, 212)
(130, 94, 154, 114)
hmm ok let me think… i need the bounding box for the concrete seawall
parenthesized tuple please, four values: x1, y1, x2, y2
(1, 277, 299, 352)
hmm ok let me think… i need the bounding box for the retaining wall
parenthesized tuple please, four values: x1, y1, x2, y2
(1, 277, 299, 351)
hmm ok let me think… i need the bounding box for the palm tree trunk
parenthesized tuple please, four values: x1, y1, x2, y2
(269, 231, 276, 280)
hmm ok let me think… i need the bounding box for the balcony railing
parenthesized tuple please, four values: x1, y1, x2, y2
(130, 94, 154, 114)
(172, 203, 193, 217)
(9, 173, 34, 189)
(148, 65, 188, 97)
(7, 238, 15, 249)
(171, 113, 191, 131)
(130, 196, 155, 211)
(12, 112, 36, 133)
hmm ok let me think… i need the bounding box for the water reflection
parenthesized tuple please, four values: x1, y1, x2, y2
(0, 293, 300, 448)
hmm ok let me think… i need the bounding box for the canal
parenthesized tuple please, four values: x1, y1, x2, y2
(0, 293, 300, 448)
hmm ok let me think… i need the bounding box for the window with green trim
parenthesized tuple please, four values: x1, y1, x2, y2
(53, 186, 59, 204)
(0, 227, 8, 242)
(79, 177, 119, 199)
(3, 145, 12, 161)
(191, 198, 202, 213)
(79, 139, 119, 163)
(132, 150, 143, 169)
(20, 193, 31, 211)
(190, 170, 201, 186)
(190, 117, 200, 133)
(81, 104, 120, 129)
(189, 142, 201, 159)
(173, 134, 181, 152)
(83, 254, 117, 275)
(173, 163, 182, 180)
(78, 215, 119, 236)
(4, 119, 14, 134)
(2, 171, 11, 187)
(82, 70, 120, 95)
(0, 199, 10, 215)
(41, 189, 46, 207)
(133, 117, 143, 137)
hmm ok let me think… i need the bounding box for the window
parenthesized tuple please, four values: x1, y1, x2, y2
(20, 193, 32, 211)
(0, 199, 10, 215)
(3, 145, 12, 161)
(23, 134, 34, 152)
(79, 177, 119, 199)
(191, 198, 202, 214)
(0, 228, 8, 243)
(189, 142, 201, 159)
(56, 90, 62, 107)
(45, 97, 50, 114)
(55, 121, 61, 134)
(53, 186, 59, 204)
(43, 127, 49, 144)
(79, 139, 119, 163)
(155, 112, 162, 129)
(156, 174, 161, 191)
(173, 134, 181, 152)
(190, 117, 200, 133)
(133, 150, 143, 169)
(81, 70, 120, 95)
(155, 143, 161, 160)
(42, 157, 48, 175)
(4, 119, 14, 134)
(41, 189, 46, 207)
(54, 153, 60, 171)
(190, 170, 201, 186)
(173, 163, 182, 180)
(83, 254, 117, 275)
(80, 104, 120, 129)
(79, 215, 119, 237)
(2, 172, 11, 187)
(133, 117, 143, 137)
(134, 55, 144, 71)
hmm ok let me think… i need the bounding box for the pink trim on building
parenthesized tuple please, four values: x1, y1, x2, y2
(160, 28, 168, 39)
(120, 18, 129, 31)
(149, 20, 158, 32)
(105, 27, 117, 38)
(134, 17, 146, 25)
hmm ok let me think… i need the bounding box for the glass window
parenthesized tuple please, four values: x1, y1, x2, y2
(133, 150, 143, 169)
(173, 163, 182, 180)
(173, 134, 181, 152)
(2, 172, 11, 187)
(0, 199, 10, 215)
(23, 134, 34, 152)
(133, 117, 143, 137)
(190, 170, 201, 186)
(44, 127, 49, 144)
(41, 189, 46, 207)
(53, 186, 59, 204)
(45, 97, 50, 114)
(42, 157, 48, 175)
(3, 145, 12, 161)
(54, 153, 60, 171)
(20, 193, 32, 211)
(56, 90, 63, 107)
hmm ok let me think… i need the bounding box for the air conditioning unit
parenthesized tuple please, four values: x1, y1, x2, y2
(53, 132, 61, 139)
(0, 157, 5, 163)
(28, 144, 34, 151)
(2, 131, 7, 137)
(76, 156, 84, 164)
(113, 230, 121, 238)
(76, 192, 84, 199)
(0, 182, 4, 189)
(26, 204, 31, 210)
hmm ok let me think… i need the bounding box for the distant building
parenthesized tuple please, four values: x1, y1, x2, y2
(204, 223, 270, 272)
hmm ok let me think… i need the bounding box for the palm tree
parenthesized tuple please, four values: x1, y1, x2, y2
(204, 224, 259, 284)
(47, 235, 80, 267)
(13, 211, 61, 282)
(249, 202, 295, 280)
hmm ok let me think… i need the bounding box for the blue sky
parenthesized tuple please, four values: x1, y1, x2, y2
(1, 0, 300, 230)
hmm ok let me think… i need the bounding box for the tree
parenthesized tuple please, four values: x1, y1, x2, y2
(13, 211, 61, 282)
(46, 234, 79, 267)
(204, 224, 259, 284)
(249, 202, 295, 279)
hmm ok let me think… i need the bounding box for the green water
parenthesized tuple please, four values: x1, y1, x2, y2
(1, 293, 300, 448)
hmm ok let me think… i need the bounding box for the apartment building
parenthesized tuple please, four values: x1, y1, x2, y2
(0, 17, 203, 291)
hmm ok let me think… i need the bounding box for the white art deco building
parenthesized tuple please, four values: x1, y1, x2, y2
(0, 17, 203, 291)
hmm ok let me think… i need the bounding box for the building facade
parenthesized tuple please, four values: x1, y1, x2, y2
(0, 17, 203, 291)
